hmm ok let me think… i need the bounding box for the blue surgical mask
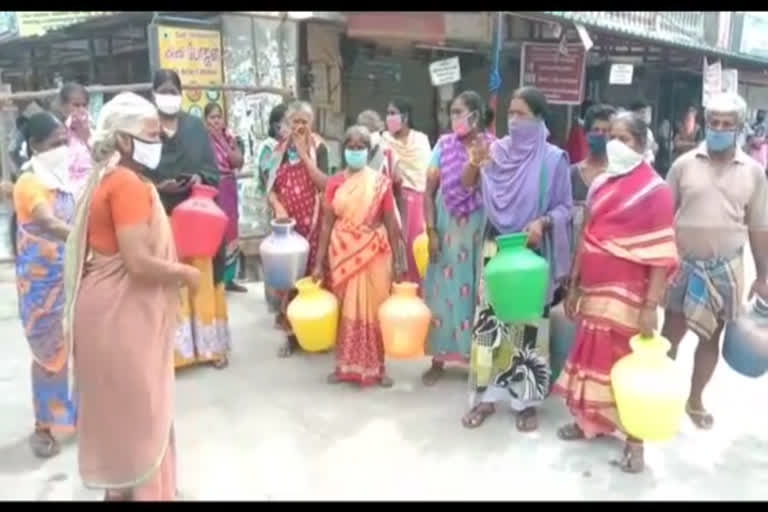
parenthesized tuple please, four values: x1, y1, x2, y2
(587, 132, 607, 156)
(706, 129, 737, 152)
(287, 148, 300, 164)
(344, 148, 369, 170)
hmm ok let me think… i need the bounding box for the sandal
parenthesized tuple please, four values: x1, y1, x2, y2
(461, 403, 495, 429)
(29, 430, 60, 459)
(686, 402, 714, 430)
(612, 441, 645, 474)
(212, 357, 229, 370)
(379, 376, 394, 388)
(557, 422, 587, 441)
(516, 407, 539, 433)
(421, 364, 444, 387)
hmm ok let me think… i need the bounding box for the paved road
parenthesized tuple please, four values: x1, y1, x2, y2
(0, 258, 766, 501)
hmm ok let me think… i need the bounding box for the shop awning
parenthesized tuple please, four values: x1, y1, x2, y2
(533, 11, 768, 68)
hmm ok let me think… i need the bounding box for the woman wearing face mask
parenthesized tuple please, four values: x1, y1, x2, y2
(357, 109, 396, 177)
(383, 97, 432, 285)
(553, 112, 679, 474)
(570, 104, 616, 242)
(64, 92, 199, 500)
(265, 101, 330, 357)
(460, 87, 573, 432)
(56, 82, 93, 200)
(204, 102, 246, 293)
(312, 125, 404, 387)
(150, 69, 231, 370)
(421, 91, 494, 387)
(12, 112, 76, 459)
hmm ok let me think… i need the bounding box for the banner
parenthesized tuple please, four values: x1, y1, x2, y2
(156, 25, 224, 118)
(520, 42, 586, 105)
(702, 57, 722, 108)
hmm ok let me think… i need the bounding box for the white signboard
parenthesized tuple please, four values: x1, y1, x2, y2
(429, 57, 461, 87)
(609, 63, 634, 85)
(722, 68, 738, 95)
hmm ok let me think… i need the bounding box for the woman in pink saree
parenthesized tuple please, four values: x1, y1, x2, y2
(64, 93, 200, 501)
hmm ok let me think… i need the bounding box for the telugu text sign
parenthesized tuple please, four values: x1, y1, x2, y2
(520, 42, 586, 105)
(156, 25, 224, 118)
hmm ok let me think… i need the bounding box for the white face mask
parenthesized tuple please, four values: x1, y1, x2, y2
(31, 145, 73, 190)
(155, 93, 182, 116)
(605, 139, 643, 177)
(132, 137, 162, 170)
(370, 131, 381, 148)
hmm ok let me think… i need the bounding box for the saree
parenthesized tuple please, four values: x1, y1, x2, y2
(468, 125, 573, 412)
(553, 162, 678, 438)
(424, 134, 487, 364)
(154, 113, 230, 369)
(67, 129, 92, 201)
(328, 168, 394, 385)
(383, 130, 431, 284)
(65, 167, 177, 499)
(14, 174, 76, 434)
(264, 136, 325, 318)
(210, 129, 240, 284)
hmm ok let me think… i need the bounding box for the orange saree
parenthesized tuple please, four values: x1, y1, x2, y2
(327, 168, 395, 386)
(65, 167, 178, 500)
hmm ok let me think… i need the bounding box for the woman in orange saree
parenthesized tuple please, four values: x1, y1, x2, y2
(64, 93, 200, 500)
(553, 113, 679, 474)
(313, 125, 403, 387)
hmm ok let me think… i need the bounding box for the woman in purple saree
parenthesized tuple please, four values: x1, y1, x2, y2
(461, 87, 573, 432)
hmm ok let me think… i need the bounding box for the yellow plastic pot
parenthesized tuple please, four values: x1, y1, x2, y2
(286, 277, 339, 352)
(611, 333, 687, 441)
(413, 232, 429, 279)
(379, 282, 431, 359)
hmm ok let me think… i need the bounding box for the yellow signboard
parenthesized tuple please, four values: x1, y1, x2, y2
(156, 25, 224, 119)
(16, 12, 114, 37)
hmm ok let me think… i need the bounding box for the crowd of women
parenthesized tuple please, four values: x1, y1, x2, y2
(6, 64, 767, 499)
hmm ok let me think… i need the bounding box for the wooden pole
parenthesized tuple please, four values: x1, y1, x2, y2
(0, 83, 293, 103)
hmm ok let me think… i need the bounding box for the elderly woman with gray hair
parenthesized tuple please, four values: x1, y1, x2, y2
(265, 100, 330, 357)
(313, 125, 404, 387)
(64, 92, 200, 500)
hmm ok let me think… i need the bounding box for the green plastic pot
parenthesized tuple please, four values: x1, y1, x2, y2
(484, 233, 550, 324)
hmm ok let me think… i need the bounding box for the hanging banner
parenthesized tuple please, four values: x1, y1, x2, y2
(520, 42, 586, 105)
(721, 68, 738, 95)
(156, 25, 224, 118)
(702, 57, 722, 108)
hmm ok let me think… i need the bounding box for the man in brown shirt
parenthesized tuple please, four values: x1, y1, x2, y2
(662, 92, 768, 430)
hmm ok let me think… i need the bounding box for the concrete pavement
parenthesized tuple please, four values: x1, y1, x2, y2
(0, 261, 766, 501)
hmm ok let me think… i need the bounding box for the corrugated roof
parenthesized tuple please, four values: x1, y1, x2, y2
(538, 11, 768, 68)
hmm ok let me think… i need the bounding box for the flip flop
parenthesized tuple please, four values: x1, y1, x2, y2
(686, 403, 714, 430)
(516, 407, 539, 433)
(461, 403, 495, 429)
(29, 431, 60, 459)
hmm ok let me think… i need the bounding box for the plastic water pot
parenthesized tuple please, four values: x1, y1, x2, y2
(379, 282, 431, 359)
(723, 297, 768, 378)
(259, 218, 309, 291)
(483, 233, 549, 324)
(171, 184, 228, 259)
(611, 333, 687, 441)
(287, 277, 339, 352)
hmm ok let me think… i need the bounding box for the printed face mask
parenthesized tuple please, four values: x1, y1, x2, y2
(132, 137, 163, 170)
(154, 93, 182, 116)
(344, 148, 369, 170)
